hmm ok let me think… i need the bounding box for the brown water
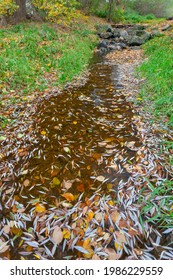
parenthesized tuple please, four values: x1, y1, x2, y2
(14, 55, 140, 206)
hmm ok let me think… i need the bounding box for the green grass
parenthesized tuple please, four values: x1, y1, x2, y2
(124, 10, 156, 23)
(137, 36, 173, 127)
(139, 180, 173, 230)
(0, 22, 97, 94)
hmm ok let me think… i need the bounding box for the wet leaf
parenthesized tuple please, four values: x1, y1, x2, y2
(64, 147, 70, 153)
(23, 179, 30, 187)
(62, 180, 73, 190)
(96, 175, 105, 182)
(35, 203, 46, 213)
(52, 177, 61, 186)
(52, 226, 63, 245)
(61, 193, 75, 202)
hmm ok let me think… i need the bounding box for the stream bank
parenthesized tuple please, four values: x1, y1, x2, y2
(0, 22, 173, 260)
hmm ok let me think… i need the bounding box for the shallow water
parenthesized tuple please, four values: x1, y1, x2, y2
(14, 55, 140, 205)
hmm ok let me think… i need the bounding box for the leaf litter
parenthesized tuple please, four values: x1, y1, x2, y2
(0, 50, 173, 260)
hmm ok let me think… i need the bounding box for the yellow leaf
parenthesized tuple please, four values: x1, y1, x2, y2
(61, 192, 75, 202)
(114, 242, 123, 251)
(35, 203, 46, 213)
(34, 254, 41, 260)
(41, 131, 47, 135)
(52, 177, 61, 185)
(87, 211, 94, 222)
(73, 121, 77, 124)
(63, 229, 71, 239)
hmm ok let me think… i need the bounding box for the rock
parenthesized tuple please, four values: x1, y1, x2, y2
(162, 24, 171, 31)
(97, 40, 108, 49)
(119, 30, 129, 39)
(95, 24, 112, 34)
(128, 36, 144, 46)
(151, 31, 162, 38)
(99, 32, 114, 40)
(166, 17, 173, 21)
(106, 27, 113, 33)
(113, 28, 120, 38)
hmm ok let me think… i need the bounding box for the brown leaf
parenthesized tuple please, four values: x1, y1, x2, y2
(96, 175, 105, 182)
(52, 226, 63, 245)
(23, 179, 30, 187)
(104, 248, 121, 260)
(61, 193, 75, 202)
(115, 231, 127, 243)
(4, 225, 10, 234)
(95, 212, 102, 222)
(110, 211, 120, 223)
(62, 180, 73, 190)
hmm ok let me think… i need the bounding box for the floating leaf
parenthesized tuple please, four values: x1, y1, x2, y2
(52, 226, 63, 245)
(61, 193, 75, 202)
(52, 177, 61, 186)
(35, 203, 46, 213)
(64, 147, 70, 153)
(62, 180, 73, 190)
(23, 179, 30, 187)
(41, 131, 47, 135)
(96, 175, 105, 182)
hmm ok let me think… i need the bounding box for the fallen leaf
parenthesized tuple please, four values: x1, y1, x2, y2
(41, 131, 47, 135)
(96, 175, 105, 182)
(87, 211, 94, 222)
(62, 180, 73, 190)
(23, 179, 30, 187)
(104, 248, 121, 260)
(3, 225, 10, 234)
(0, 136, 7, 141)
(64, 147, 70, 153)
(52, 226, 63, 245)
(63, 229, 71, 239)
(110, 211, 120, 223)
(115, 231, 126, 243)
(92, 254, 101, 260)
(35, 203, 46, 213)
(95, 212, 102, 222)
(61, 193, 75, 202)
(52, 177, 61, 186)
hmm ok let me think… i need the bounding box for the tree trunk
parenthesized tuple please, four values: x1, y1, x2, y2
(7, 0, 27, 24)
(108, 0, 114, 22)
